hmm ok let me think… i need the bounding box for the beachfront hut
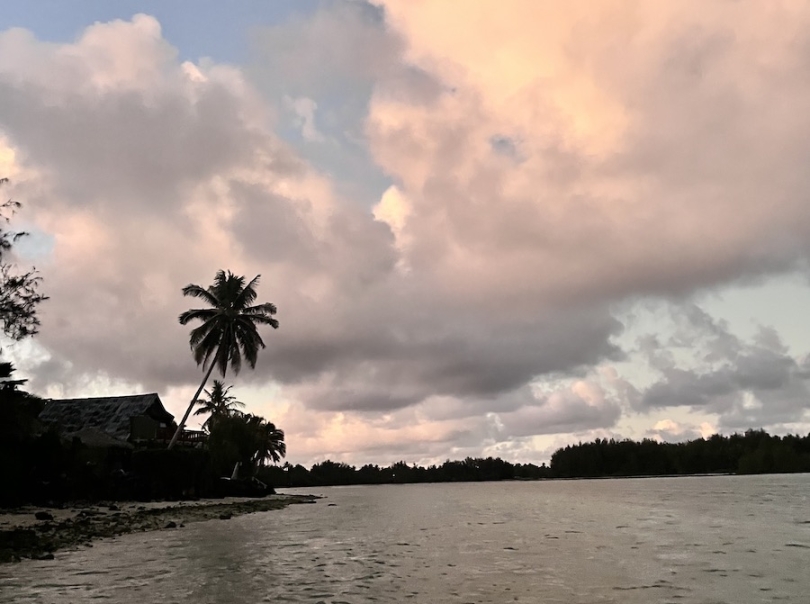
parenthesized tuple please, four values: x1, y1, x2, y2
(38, 393, 176, 446)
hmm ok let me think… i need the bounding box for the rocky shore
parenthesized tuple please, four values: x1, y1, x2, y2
(0, 494, 318, 563)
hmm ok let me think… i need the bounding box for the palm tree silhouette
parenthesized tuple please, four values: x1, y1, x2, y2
(193, 380, 245, 431)
(247, 415, 286, 466)
(168, 270, 278, 449)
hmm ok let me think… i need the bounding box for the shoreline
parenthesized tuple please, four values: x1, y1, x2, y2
(0, 494, 319, 563)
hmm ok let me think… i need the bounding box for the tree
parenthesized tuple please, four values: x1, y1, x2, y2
(168, 270, 278, 449)
(246, 414, 286, 466)
(0, 179, 47, 340)
(193, 379, 245, 431)
(207, 412, 286, 478)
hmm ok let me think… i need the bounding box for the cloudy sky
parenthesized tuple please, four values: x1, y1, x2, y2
(2, 1, 810, 466)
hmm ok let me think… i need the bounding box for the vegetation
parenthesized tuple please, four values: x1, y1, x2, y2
(259, 457, 551, 487)
(0, 197, 806, 503)
(193, 379, 245, 431)
(169, 270, 279, 448)
(549, 430, 810, 478)
(258, 430, 810, 488)
(0, 362, 58, 506)
(193, 378, 286, 479)
(0, 180, 52, 505)
(0, 179, 48, 340)
(0, 252, 287, 503)
(208, 412, 286, 479)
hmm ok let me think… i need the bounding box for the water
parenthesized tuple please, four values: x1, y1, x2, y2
(1, 474, 808, 603)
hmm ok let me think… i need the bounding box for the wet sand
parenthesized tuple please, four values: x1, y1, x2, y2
(0, 494, 318, 562)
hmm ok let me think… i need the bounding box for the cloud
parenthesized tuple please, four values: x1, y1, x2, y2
(4, 3, 810, 464)
(636, 304, 810, 430)
(286, 96, 325, 142)
(367, 0, 810, 310)
(493, 380, 622, 438)
(0, 14, 340, 392)
(645, 419, 715, 443)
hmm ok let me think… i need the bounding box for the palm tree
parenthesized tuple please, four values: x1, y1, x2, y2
(193, 380, 245, 431)
(206, 413, 286, 478)
(247, 414, 287, 466)
(168, 270, 278, 449)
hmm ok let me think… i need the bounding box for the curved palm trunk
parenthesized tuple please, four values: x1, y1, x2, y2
(167, 352, 219, 449)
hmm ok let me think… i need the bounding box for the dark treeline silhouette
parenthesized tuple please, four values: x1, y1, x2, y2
(550, 430, 810, 478)
(259, 430, 810, 488)
(258, 457, 551, 488)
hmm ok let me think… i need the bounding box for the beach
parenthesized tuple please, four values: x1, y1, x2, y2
(0, 494, 318, 563)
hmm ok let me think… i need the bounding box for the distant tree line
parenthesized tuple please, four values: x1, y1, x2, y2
(550, 430, 810, 478)
(259, 457, 552, 487)
(258, 430, 810, 488)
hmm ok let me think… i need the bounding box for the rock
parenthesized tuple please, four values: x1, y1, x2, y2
(34, 552, 55, 560)
(164, 521, 177, 529)
(218, 513, 232, 520)
(34, 511, 54, 521)
(108, 504, 119, 511)
(327, 503, 337, 507)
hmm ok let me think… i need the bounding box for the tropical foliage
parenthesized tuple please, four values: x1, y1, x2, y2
(550, 430, 810, 477)
(169, 270, 278, 448)
(194, 380, 245, 431)
(0, 178, 48, 341)
(208, 412, 286, 478)
(258, 430, 810, 488)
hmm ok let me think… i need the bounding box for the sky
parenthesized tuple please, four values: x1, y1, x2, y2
(2, 1, 810, 467)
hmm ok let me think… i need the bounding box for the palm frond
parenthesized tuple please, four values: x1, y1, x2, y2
(233, 274, 260, 309)
(244, 301, 278, 316)
(181, 284, 219, 308)
(179, 308, 218, 325)
(188, 321, 216, 348)
(247, 314, 279, 329)
(180, 269, 278, 380)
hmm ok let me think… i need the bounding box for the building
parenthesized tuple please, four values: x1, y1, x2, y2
(38, 393, 180, 447)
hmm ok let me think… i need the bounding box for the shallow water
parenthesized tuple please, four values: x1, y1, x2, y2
(1, 474, 808, 603)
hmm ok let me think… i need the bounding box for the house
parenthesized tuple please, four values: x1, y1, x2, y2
(38, 393, 177, 447)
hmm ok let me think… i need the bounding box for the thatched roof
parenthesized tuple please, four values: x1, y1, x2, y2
(63, 426, 134, 449)
(38, 393, 174, 441)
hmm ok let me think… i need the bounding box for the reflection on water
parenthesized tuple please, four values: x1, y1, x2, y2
(1, 474, 808, 603)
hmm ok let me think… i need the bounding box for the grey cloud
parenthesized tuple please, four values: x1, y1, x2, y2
(644, 423, 704, 444)
(0, 17, 629, 425)
(264, 301, 623, 412)
(0, 83, 264, 210)
(494, 389, 622, 439)
(637, 305, 810, 429)
(7, 3, 810, 465)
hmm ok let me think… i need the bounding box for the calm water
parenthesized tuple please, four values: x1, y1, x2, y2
(1, 474, 808, 603)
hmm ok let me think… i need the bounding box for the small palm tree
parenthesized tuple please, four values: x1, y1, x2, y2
(168, 270, 278, 449)
(247, 415, 287, 466)
(207, 413, 286, 478)
(193, 380, 245, 431)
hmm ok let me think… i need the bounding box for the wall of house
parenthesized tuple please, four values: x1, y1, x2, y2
(130, 415, 159, 440)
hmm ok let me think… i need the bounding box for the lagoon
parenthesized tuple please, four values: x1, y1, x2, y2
(1, 474, 808, 603)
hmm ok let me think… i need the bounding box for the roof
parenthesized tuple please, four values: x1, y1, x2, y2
(38, 393, 175, 441)
(64, 426, 134, 449)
